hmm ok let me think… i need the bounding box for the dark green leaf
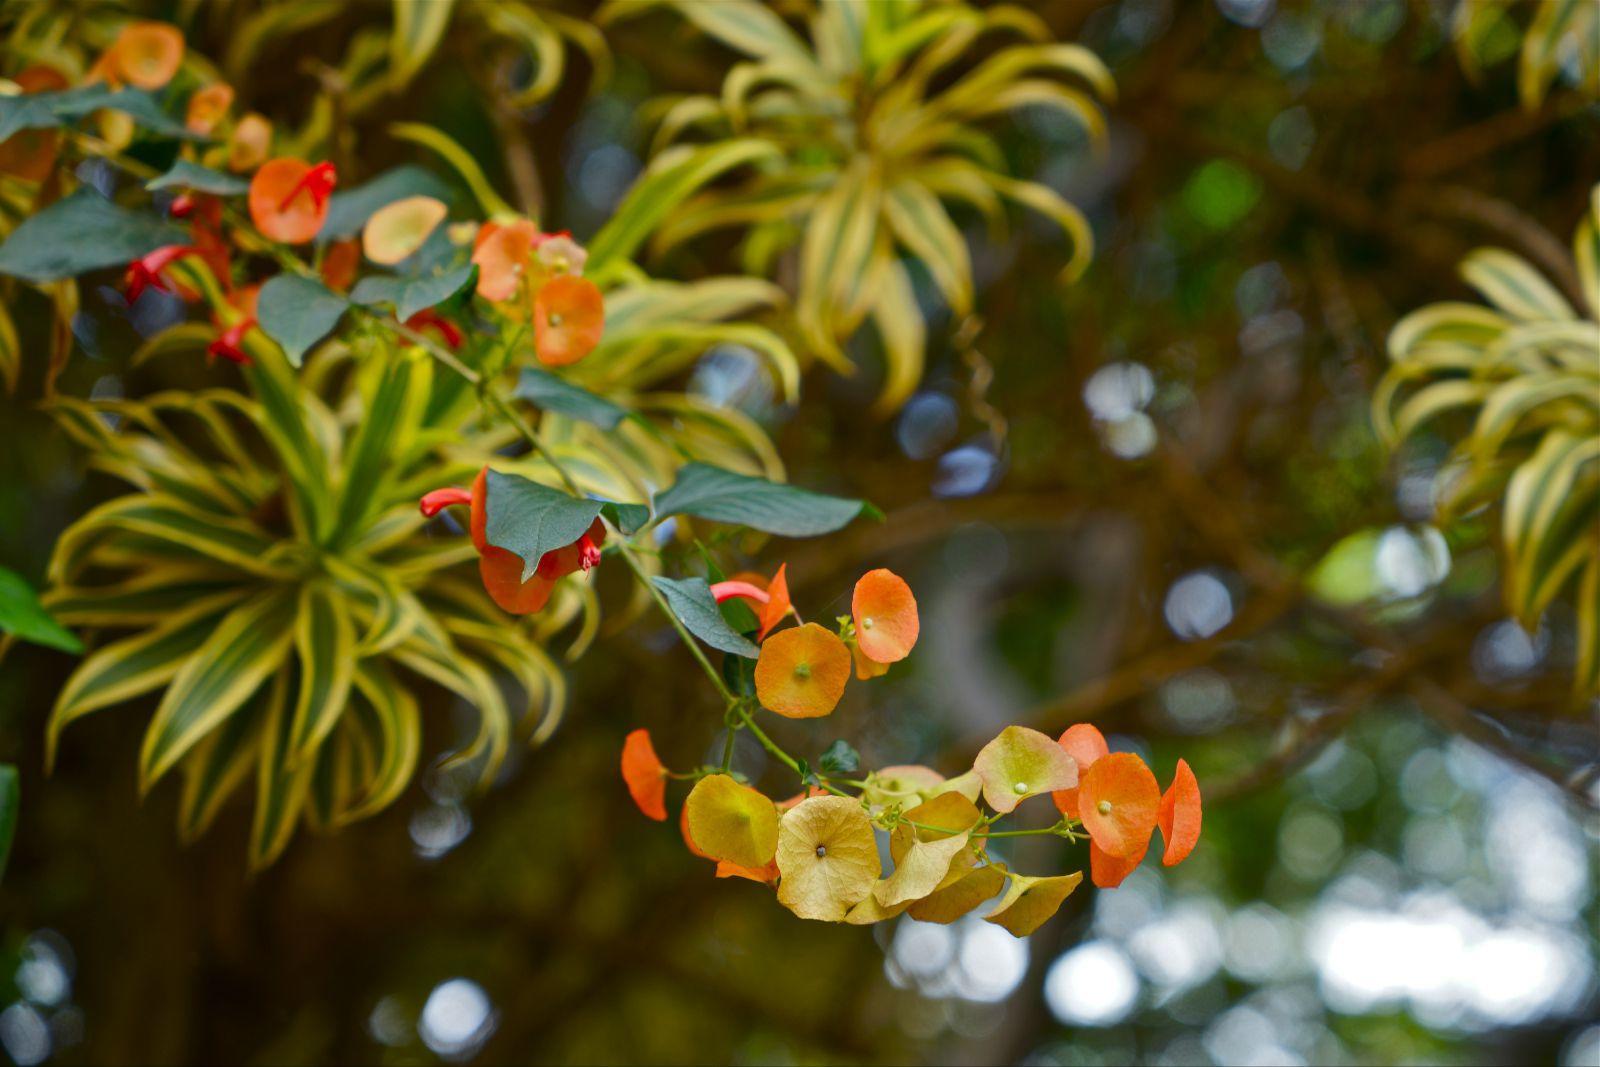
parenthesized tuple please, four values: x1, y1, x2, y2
(0, 85, 199, 142)
(653, 462, 872, 538)
(600, 501, 650, 535)
(0, 765, 14, 881)
(0, 566, 82, 653)
(651, 576, 759, 658)
(318, 165, 455, 240)
(257, 273, 349, 367)
(483, 470, 605, 582)
(819, 739, 860, 775)
(350, 263, 475, 322)
(515, 367, 628, 430)
(721, 651, 756, 697)
(0, 189, 187, 283)
(146, 160, 248, 195)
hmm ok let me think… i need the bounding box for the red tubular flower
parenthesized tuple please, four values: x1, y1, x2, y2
(710, 580, 770, 607)
(124, 245, 200, 304)
(249, 159, 337, 244)
(207, 319, 254, 364)
(418, 466, 606, 615)
(404, 310, 464, 350)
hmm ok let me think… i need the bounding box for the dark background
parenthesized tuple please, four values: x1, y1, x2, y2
(1, 1, 1597, 1064)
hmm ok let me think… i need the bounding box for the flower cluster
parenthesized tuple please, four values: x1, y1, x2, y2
(622, 571, 1203, 937)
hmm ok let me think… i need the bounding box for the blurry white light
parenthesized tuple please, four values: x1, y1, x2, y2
(897, 392, 960, 460)
(932, 444, 1000, 498)
(410, 803, 472, 860)
(1164, 572, 1234, 640)
(1127, 901, 1225, 991)
(889, 919, 955, 979)
(1278, 805, 1343, 881)
(0, 1004, 50, 1067)
(1101, 413, 1158, 459)
(1224, 904, 1295, 982)
(952, 917, 1029, 1003)
(1216, 0, 1274, 28)
(1160, 669, 1237, 733)
(14, 934, 71, 1008)
(1563, 1024, 1600, 1067)
(420, 978, 497, 1060)
(1083, 361, 1155, 422)
(367, 995, 411, 1047)
(1374, 525, 1449, 598)
(1472, 620, 1548, 683)
(1044, 941, 1140, 1026)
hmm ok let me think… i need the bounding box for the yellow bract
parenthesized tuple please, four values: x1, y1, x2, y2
(972, 725, 1079, 814)
(775, 795, 880, 922)
(909, 863, 1007, 925)
(684, 773, 779, 868)
(363, 195, 449, 266)
(985, 870, 1084, 937)
(843, 889, 910, 926)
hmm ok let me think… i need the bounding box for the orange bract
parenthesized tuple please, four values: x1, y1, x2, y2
(471, 220, 539, 301)
(757, 563, 791, 641)
(680, 805, 712, 859)
(755, 623, 851, 718)
(852, 641, 890, 680)
(534, 275, 605, 366)
(478, 548, 556, 615)
(852, 568, 918, 664)
(716, 858, 780, 885)
(185, 83, 233, 136)
(468, 466, 490, 553)
(249, 158, 336, 244)
(621, 729, 668, 821)
(228, 113, 271, 172)
(320, 239, 361, 292)
(1158, 758, 1202, 866)
(1076, 752, 1160, 859)
(107, 21, 183, 90)
(1089, 837, 1147, 889)
(0, 66, 69, 181)
(1051, 723, 1110, 818)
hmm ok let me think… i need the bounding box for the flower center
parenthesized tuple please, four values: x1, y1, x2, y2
(794, 663, 811, 680)
(549, 313, 564, 328)
(1013, 781, 1028, 794)
(815, 845, 827, 858)
(1097, 800, 1112, 815)
(861, 617, 874, 629)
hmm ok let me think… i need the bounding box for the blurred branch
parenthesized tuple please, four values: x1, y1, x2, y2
(1401, 97, 1576, 179)
(1417, 185, 1585, 309)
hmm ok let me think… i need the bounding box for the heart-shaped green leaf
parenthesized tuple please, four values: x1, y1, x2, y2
(652, 576, 759, 658)
(652, 462, 874, 538)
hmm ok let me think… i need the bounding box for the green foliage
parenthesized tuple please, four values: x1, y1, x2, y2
(606, 0, 1113, 411)
(1453, 0, 1600, 108)
(651, 576, 760, 659)
(1375, 185, 1600, 694)
(652, 461, 873, 537)
(0, 565, 81, 653)
(0, 189, 187, 283)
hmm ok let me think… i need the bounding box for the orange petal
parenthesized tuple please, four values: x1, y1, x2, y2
(320, 238, 361, 292)
(248, 158, 330, 244)
(1158, 758, 1202, 866)
(1076, 752, 1160, 859)
(185, 83, 233, 136)
(469, 466, 490, 553)
(851, 640, 890, 680)
(1090, 834, 1148, 888)
(533, 275, 605, 367)
(1051, 723, 1110, 818)
(479, 548, 555, 615)
(472, 220, 538, 302)
(754, 622, 850, 718)
(716, 858, 779, 885)
(621, 728, 667, 821)
(776, 785, 829, 812)
(109, 21, 183, 91)
(757, 563, 791, 641)
(228, 113, 272, 173)
(0, 66, 68, 182)
(852, 568, 918, 664)
(680, 804, 712, 860)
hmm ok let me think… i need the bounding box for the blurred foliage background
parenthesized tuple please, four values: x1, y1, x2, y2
(1, 1, 1598, 1065)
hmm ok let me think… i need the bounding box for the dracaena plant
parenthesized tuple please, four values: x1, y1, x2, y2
(1453, 0, 1599, 108)
(602, 0, 1113, 412)
(0, 13, 1207, 942)
(0, 19, 801, 866)
(1375, 184, 1600, 696)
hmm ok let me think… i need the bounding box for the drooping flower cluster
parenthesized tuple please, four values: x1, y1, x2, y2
(621, 569, 1203, 937)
